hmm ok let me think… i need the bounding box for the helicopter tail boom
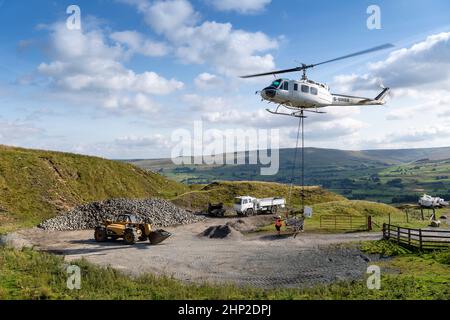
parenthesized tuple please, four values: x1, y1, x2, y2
(330, 87, 390, 106)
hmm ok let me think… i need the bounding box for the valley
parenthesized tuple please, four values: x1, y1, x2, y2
(128, 147, 450, 204)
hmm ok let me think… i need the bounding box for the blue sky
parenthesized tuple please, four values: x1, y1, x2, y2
(0, 0, 450, 159)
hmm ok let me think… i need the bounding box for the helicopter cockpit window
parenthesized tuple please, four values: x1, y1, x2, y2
(283, 82, 289, 91)
(301, 85, 310, 93)
(270, 80, 282, 88)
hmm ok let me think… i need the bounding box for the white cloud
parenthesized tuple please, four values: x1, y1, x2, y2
(60, 133, 174, 159)
(305, 118, 365, 140)
(182, 94, 228, 111)
(110, 30, 170, 57)
(35, 22, 183, 114)
(385, 109, 413, 121)
(0, 120, 43, 142)
(383, 89, 450, 121)
(115, 134, 172, 148)
(210, 0, 271, 14)
(132, 0, 199, 35)
(379, 125, 450, 147)
(124, 0, 279, 76)
(174, 21, 278, 76)
(368, 32, 450, 88)
(103, 93, 160, 113)
(39, 63, 183, 95)
(386, 126, 450, 144)
(332, 73, 379, 92)
(194, 73, 223, 89)
(200, 102, 363, 133)
(354, 123, 450, 150)
(334, 32, 450, 92)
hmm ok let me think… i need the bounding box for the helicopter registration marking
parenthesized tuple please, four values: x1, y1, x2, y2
(334, 97, 351, 103)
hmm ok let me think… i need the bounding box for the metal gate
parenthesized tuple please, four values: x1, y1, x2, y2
(320, 215, 369, 231)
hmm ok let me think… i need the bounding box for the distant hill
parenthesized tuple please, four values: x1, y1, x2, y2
(0, 145, 188, 233)
(130, 146, 450, 170)
(128, 146, 450, 204)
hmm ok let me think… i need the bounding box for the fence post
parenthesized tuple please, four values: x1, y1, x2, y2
(419, 229, 423, 250)
(397, 226, 400, 244)
(406, 210, 409, 223)
(368, 216, 372, 231)
(408, 229, 411, 246)
(382, 223, 386, 239)
(388, 224, 391, 239)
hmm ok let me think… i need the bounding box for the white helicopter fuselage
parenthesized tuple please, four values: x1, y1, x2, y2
(261, 78, 389, 109)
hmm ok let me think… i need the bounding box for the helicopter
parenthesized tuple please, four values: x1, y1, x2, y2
(241, 44, 394, 116)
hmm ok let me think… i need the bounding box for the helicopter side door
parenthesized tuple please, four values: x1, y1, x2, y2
(291, 81, 302, 104)
(277, 80, 290, 101)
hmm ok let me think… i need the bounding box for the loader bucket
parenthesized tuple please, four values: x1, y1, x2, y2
(149, 229, 172, 245)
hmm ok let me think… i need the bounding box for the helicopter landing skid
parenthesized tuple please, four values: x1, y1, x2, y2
(266, 106, 326, 118)
(266, 108, 306, 118)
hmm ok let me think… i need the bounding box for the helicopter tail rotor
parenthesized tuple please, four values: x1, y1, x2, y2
(374, 87, 391, 102)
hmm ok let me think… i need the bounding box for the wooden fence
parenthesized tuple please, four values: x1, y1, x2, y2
(383, 224, 450, 250)
(320, 215, 370, 231)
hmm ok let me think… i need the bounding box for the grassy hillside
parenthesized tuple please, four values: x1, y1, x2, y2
(129, 147, 450, 204)
(172, 180, 345, 210)
(0, 145, 188, 233)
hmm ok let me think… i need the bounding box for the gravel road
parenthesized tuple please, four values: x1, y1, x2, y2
(11, 217, 383, 289)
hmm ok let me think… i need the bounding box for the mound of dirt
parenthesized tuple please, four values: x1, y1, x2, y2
(226, 219, 250, 232)
(226, 216, 274, 233)
(200, 225, 243, 240)
(39, 198, 204, 231)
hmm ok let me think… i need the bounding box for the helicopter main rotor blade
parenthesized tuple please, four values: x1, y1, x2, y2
(311, 43, 394, 68)
(240, 43, 394, 79)
(240, 67, 302, 78)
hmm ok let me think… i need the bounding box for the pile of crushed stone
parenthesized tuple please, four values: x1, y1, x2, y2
(39, 198, 204, 231)
(200, 225, 243, 240)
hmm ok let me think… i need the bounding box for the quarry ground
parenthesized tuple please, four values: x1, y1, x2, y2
(11, 216, 383, 289)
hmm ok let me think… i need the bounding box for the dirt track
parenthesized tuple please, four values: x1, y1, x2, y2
(12, 217, 383, 289)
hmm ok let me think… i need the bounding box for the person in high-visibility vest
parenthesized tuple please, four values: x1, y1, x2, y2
(275, 216, 283, 236)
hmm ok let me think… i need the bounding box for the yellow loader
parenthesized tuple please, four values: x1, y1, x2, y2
(94, 213, 171, 245)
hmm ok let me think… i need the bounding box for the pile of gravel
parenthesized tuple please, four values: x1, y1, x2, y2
(39, 198, 203, 231)
(200, 225, 243, 240)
